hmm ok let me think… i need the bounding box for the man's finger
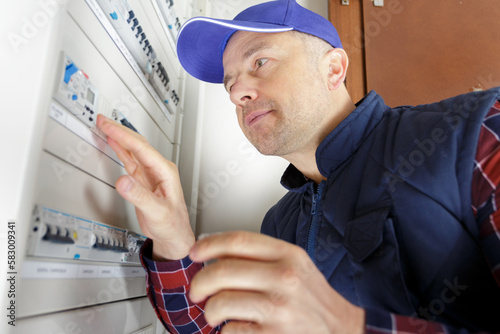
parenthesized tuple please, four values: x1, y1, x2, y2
(221, 321, 261, 334)
(97, 115, 165, 169)
(203, 290, 269, 327)
(107, 136, 138, 175)
(189, 231, 295, 263)
(190, 258, 279, 303)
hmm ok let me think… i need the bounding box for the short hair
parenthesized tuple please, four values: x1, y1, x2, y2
(290, 31, 334, 64)
(291, 31, 347, 84)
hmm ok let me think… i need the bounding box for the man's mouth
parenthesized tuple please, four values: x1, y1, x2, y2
(245, 110, 273, 126)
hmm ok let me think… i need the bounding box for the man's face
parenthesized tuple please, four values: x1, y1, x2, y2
(222, 31, 331, 158)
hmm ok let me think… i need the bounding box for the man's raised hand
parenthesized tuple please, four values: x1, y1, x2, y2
(97, 114, 195, 261)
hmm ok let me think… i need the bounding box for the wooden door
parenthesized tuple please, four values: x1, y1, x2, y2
(330, 0, 500, 107)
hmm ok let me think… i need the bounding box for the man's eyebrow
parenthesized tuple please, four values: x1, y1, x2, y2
(223, 42, 273, 90)
(242, 42, 272, 61)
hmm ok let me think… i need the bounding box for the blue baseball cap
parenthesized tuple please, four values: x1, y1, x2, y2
(176, 0, 343, 84)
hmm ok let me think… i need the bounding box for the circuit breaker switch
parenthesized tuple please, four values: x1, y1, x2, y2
(131, 18, 139, 30)
(134, 26, 143, 38)
(64, 63, 79, 84)
(42, 224, 75, 244)
(59, 227, 68, 238)
(138, 33, 146, 44)
(49, 224, 59, 236)
(127, 10, 135, 24)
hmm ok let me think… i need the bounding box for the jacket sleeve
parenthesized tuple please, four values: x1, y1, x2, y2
(140, 239, 222, 334)
(364, 308, 488, 334)
(471, 100, 500, 286)
(365, 101, 500, 334)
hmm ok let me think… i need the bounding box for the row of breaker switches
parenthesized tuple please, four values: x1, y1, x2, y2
(93, 234, 129, 253)
(128, 10, 156, 59)
(171, 89, 179, 105)
(38, 222, 130, 254)
(28, 206, 148, 264)
(41, 223, 76, 244)
(39, 223, 145, 255)
(155, 62, 170, 90)
(161, 0, 181, 41)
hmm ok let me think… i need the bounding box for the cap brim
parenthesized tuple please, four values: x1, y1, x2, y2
(177, 17, 293, 83)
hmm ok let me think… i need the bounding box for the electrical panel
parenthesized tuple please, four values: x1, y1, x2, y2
(5, 0, 197, 333)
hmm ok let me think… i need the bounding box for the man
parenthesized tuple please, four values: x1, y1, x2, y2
(96, 0, 500, 333)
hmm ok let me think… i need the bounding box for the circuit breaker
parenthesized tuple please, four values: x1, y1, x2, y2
(27, 205, 147, 264)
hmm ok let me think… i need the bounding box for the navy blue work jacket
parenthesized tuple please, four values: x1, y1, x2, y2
(261, 89, 500, 332)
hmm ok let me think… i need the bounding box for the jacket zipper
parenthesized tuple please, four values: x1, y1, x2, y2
(307, 182, 323, 260)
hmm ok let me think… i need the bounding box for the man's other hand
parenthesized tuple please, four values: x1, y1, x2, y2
(189, 231, 365, 334)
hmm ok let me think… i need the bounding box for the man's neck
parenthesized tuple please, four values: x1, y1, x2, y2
(284, 148, 326, 184)
(283, 91, 356, 184)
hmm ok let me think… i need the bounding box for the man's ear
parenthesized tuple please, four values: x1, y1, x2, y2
(325, 48, 349, 90)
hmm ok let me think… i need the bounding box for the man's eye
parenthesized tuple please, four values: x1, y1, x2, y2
(255, 58, 269, 69)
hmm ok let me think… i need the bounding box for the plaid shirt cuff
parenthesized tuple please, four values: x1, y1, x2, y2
(140, 238, 202, 289)
(140, 239, 217, 333)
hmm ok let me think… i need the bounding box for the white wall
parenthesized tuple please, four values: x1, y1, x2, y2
(193, 0, 329, 236)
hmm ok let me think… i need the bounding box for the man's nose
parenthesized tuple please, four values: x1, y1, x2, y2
(229, 76, 259, 106)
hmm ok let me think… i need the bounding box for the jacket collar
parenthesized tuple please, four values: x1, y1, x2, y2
(281, 91, 389, 192)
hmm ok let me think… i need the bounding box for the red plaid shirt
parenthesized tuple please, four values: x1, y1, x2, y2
(140, 101, 500, 334)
